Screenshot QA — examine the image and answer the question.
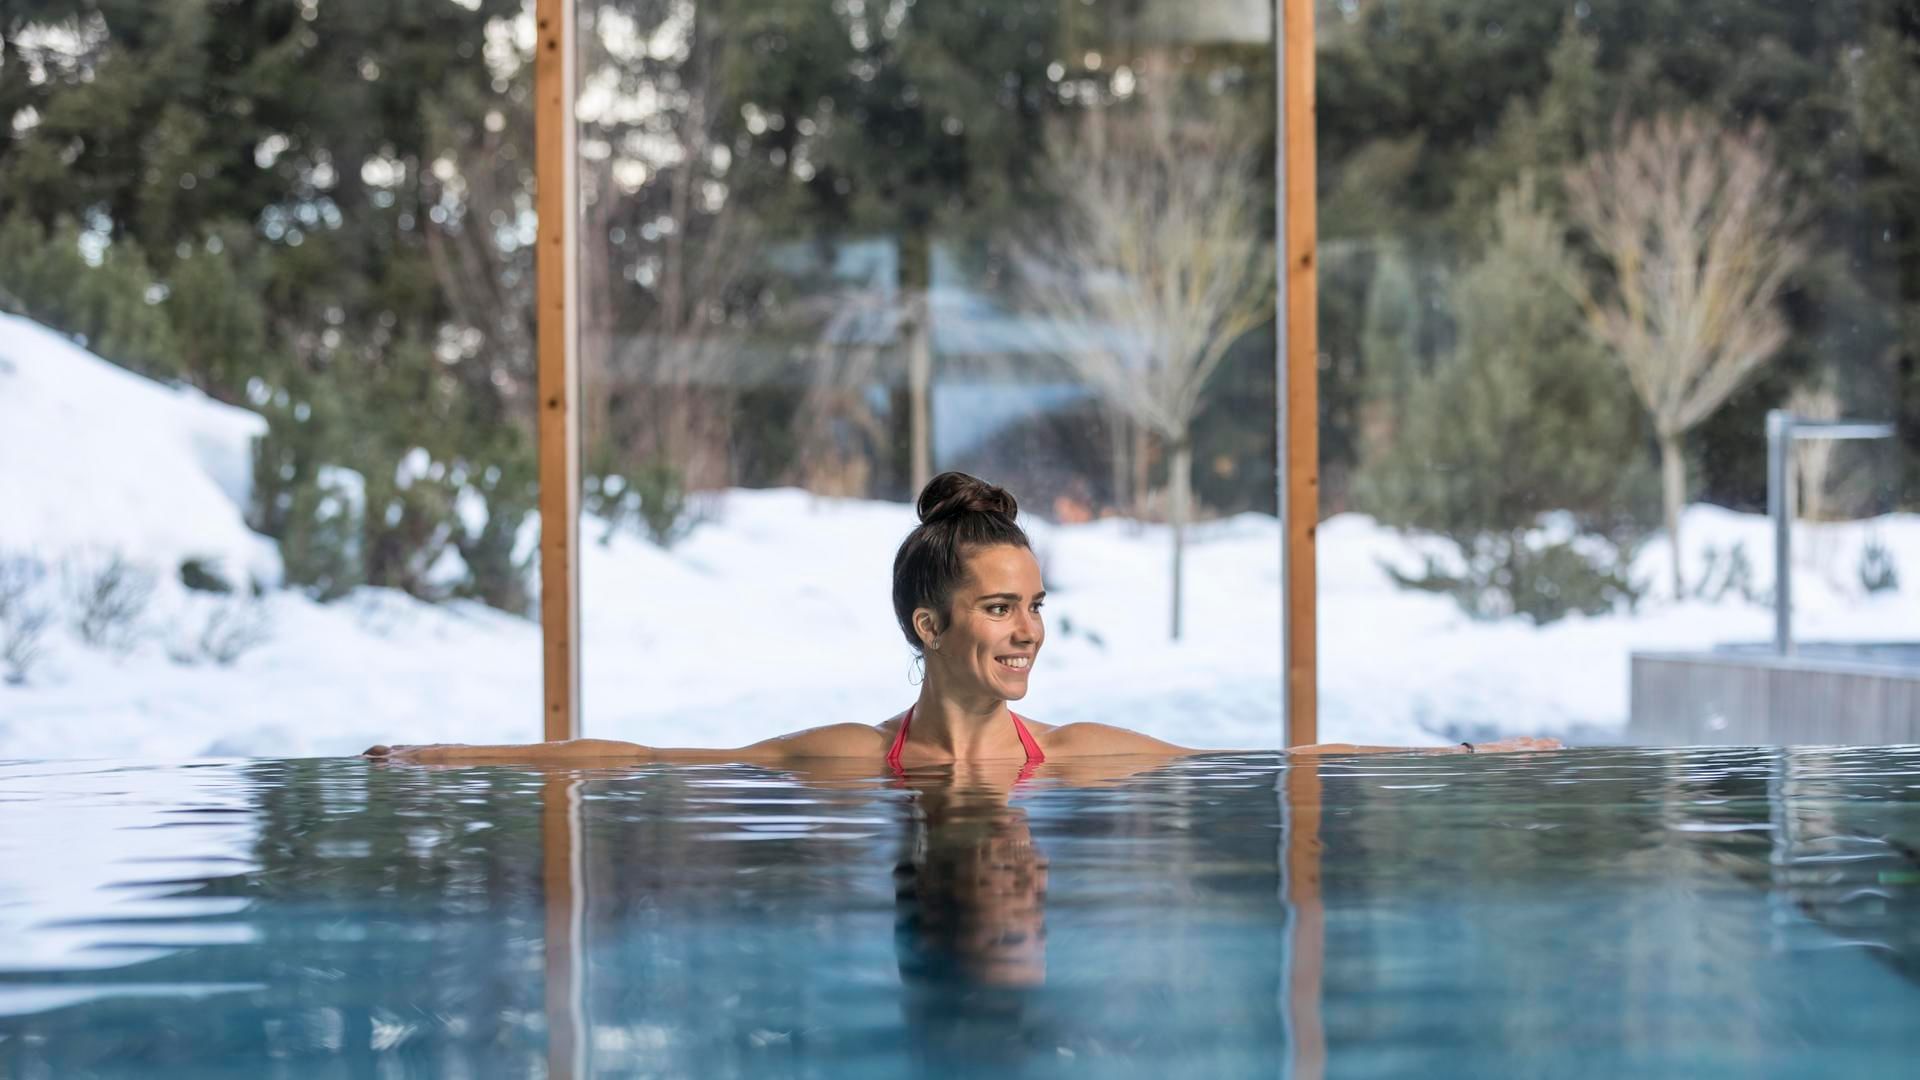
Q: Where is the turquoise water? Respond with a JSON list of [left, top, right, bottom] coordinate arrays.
[[1, 747, 1918, 1077]]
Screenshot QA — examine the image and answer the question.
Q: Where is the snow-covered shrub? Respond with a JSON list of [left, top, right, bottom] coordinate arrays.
[[587, 452, 696, 548], [633, 458, 692, 548], [178, 556, 234, 594], [585, 441, 640, 545], [166, 596, 272, 667], [1384, 538, 1644, 623], [63, 552, 155, 653], [251, 386, 365, 602], [1355, 180, 1658, 625], [251, 362, 539, 610], [197, 598, 272, 666], [1858, 539, 1899, 595], [1691, 542, 1767, 605], [451, 453, 538, 615], [0, 554, 53, 685]]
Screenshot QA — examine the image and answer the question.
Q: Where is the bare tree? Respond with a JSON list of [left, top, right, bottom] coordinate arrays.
[[419, 94, 538, 423], [1564, 113, 1809, 599], [790, 286, 897, 497], [577, 0, 763, 504], [1788, 382, 1842, 523], [1017, 97, 1274, 640]]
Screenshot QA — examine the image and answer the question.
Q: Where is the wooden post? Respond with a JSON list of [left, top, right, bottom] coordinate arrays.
[[536, 0, 581, 741], [1279, 0, 1318, 746]]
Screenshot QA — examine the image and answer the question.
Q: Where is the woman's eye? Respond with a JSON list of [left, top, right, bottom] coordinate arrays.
[[988, 604, 1008, 615]]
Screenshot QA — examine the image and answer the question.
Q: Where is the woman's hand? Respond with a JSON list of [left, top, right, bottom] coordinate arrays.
[[1462, 736, 1562, 754], [362, 743, 475, 763]]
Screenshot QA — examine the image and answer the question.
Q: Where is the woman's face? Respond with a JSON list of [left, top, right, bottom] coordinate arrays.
[[921, 544, 1046, 701]]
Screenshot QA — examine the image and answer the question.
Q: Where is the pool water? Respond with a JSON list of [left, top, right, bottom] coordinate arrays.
[[2, 747, 1917, 1078]]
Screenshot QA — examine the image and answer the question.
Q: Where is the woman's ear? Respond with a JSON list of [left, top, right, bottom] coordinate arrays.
[[914, 607, 942, 649]]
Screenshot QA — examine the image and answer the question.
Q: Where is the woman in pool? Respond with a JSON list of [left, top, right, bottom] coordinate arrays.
[[364, 471, 1557, 766]]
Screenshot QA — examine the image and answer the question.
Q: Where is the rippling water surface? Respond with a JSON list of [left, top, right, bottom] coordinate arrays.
[[2, 747, 1918, 1078]]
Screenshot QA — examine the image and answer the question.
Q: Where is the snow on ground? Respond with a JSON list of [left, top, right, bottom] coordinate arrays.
[[2, 313, 1916, 759], [0, 313, 279, 588], [1319, 509, 1920, 744]]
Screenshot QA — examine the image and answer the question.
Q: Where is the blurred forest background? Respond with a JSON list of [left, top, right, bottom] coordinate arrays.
[[2, 0, 1917, 628]]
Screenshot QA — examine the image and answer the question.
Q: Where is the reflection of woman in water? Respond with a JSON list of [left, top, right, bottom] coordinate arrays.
[[895, 768, 1049, 989], [367, 471, 1558, 766], [890, 763, 1054, 1068]]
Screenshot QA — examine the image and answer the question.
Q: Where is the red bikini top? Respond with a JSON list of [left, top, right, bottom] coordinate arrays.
[[885, 704, 1046, 775]]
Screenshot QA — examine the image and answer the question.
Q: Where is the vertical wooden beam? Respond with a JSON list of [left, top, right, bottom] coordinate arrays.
[[536, 0, 581, 741], [1280, 0, 1319, 745]]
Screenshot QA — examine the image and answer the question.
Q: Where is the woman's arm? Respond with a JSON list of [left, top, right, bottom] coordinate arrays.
[[1287, 736, 1562, 755], [363, 738, 656, 764], [1035, 723, 1561, 760], [363, 722, 892, 765]]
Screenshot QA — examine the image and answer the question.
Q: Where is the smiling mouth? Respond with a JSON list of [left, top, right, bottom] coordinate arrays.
[[996, 656, 1032, 672]]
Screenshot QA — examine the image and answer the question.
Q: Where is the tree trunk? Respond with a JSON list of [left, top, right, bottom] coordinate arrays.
[[1658, 429, 1686, 600], [903, 229, 933, 495], [1107, 405, 1130, 513], [1133, 423, 1151, 519], [908, 294, 931, 494], [1170, 436, 1192, 641]]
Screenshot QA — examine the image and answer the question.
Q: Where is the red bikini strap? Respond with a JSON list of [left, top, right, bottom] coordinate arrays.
[[1010, 712, 1046, 765], [886, 705, 914, 772], [889, 705, 1045, 774]]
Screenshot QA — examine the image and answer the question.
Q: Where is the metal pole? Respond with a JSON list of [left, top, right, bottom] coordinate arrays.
[[1766, 413, 1891, 657], [1767, 410, 1792, 655]]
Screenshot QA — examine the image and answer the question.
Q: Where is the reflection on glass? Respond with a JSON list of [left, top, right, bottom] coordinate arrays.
[[0, 4, 542, 757], [1316, 3, 1920, 747], [543, 775, 589, 1080], [574, 0, 1282, 750], [1282, 759, 1326, 1080]]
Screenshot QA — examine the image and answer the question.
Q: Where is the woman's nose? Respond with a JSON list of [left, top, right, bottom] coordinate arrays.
[[1013, 609, 1040, 644]]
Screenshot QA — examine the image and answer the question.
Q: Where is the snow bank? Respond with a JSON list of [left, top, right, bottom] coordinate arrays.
[[0, 312, 279, 588]]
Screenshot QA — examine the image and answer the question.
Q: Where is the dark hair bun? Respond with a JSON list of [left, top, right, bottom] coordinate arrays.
[[916, 471, 1018, 525]]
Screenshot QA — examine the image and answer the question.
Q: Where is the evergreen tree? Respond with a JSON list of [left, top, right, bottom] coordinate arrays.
[[3, 0, 540, 612], [0, 211, 178, 378], [1356, 178, 1656, 624], [1318, 0, 1919, 518]]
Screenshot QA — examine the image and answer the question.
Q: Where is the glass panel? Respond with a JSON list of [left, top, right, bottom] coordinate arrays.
[[575, 1, 1281, 747], [1317, 1, 1920, 746], [0, 3, 542, 756]]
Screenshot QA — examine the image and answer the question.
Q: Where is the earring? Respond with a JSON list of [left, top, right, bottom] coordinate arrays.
[[928, 636, 941, 652]]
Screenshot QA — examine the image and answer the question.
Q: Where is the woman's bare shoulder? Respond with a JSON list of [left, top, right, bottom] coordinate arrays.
[[745, 718, 895, 760], [1014, 713, 1057, 735], [1031, 720, 1193, 758]]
